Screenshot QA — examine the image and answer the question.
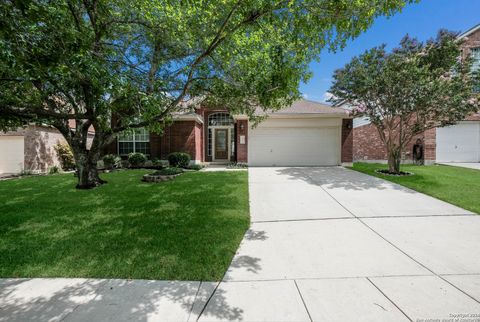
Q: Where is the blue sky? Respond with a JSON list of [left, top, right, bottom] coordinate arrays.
[[300, 0, 480, 103]]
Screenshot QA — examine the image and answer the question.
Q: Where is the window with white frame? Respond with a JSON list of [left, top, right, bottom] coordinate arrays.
[[118, 128, 150, 155], [471, 47, 480, 72], [472, 48, 480, 92]]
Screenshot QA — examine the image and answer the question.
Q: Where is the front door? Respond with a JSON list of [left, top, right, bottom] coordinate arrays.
[[214, 129, 228, 160]]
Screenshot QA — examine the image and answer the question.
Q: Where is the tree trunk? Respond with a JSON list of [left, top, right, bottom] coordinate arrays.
[[69, 131, 112, 189], [387, 148, 401, 174], [75, 153, 105, 189], [73, 148, 106, 189], [54, 120, 113, 189]]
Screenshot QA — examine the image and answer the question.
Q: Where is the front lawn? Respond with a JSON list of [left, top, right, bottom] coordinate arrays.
[[0, 170, 250, 281], [351, 163, 480, 214]]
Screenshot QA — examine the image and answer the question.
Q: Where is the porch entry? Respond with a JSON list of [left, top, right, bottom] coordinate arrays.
[[208, 112, 235, 162]]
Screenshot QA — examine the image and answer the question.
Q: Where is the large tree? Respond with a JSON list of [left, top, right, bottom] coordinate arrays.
[[1, 0, 413, 188], [330, 31, 479, 173]]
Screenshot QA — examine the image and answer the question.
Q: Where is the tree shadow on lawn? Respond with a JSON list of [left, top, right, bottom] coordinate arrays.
[[276, 167, 415, 193], [0, 170, 250, 281]]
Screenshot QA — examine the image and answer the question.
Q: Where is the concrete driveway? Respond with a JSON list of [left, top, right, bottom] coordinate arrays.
[[200, 167, 480, 321], [1, 167, 479, 321]]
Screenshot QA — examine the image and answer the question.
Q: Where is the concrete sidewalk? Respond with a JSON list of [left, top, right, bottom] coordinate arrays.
[[0, 279, 220, 322], [1, 167, 479, 321]]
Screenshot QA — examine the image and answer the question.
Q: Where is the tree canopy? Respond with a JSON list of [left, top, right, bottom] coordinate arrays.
[[0, 0, 414, 187], [329, 30, 479, 173]]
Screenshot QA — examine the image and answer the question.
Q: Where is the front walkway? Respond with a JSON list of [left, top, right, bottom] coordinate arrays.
[[1, 167, 479, 321], [439, 162, 480, 170]]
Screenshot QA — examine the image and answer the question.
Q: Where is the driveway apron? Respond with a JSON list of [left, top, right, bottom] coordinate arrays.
[[199, 167, 480, 322]]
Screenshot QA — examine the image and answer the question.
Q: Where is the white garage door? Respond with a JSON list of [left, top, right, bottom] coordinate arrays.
[[0, 136, 25, 174], [248, 118, 341, 166], [436, 121, 480, 162]]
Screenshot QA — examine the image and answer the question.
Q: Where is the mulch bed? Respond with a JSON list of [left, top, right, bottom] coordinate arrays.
[[375, 169, 414, 176]]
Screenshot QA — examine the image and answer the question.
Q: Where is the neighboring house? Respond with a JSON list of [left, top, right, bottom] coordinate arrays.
[[0, 124, 94, 175], [335, 23, 480, 164], [104, 99, 353, 167]]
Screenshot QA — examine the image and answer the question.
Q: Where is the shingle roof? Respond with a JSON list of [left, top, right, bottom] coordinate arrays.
[[256, 99, 349, 116], [174, 98, 350, 118]]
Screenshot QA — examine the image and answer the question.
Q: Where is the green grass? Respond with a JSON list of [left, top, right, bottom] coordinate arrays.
[[351, 163, 480, 214], [0, 170, 250, 281]]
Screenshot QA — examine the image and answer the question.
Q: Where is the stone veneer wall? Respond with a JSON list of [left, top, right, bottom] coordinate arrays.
[[24, 125, 66, 172]]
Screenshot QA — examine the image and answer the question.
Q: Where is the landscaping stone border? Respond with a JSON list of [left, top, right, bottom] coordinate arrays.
[[142, 173, 182, 183]]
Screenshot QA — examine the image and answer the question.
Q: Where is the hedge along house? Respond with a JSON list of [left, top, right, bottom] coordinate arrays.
[[104, 99, 353, 166]]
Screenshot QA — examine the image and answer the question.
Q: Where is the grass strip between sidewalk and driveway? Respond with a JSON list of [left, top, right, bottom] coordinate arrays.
[[350, 163, 480, 215], [0, 170, 250, 281]]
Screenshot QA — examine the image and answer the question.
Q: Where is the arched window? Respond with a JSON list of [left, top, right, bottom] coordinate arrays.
[[208, 112, 233, 126]]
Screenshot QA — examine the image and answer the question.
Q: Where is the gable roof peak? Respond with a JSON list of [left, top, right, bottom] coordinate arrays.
[[458, 23, 480, 40]]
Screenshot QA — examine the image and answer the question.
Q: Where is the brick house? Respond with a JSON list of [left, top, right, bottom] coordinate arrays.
[[335, 23, 480, 164], [0, 99, 352, 174], [104, 99, 353, 166]]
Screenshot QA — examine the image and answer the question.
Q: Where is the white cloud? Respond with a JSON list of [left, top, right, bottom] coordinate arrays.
[[322, 92, 335, 102]]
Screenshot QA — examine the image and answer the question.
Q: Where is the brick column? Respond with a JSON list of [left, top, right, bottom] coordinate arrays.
[[423, 128, 436, 164], [236, 119, 248, 163], [149, 133, 162, 159], [341, 119, 353, 164]]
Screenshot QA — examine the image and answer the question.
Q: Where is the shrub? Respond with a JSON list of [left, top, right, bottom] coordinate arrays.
[[96, 160, 105, 169], [167, 152, 191, 168], [120, 160, 130, 168], [227, 162, 248, 169], [186, 164, 203, 171], [151, 158, 163, 166], [54, 142, 75, 170], [153, 167, 184, 176], [103, 154, 121, 169], [48, 166, 60, 174], [20, 169, 33, 176], [128, 152, 147, 167]]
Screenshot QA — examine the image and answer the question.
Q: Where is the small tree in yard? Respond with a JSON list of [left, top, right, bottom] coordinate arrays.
[[330, 31, 479, 174], [1, 0, 414, 188]]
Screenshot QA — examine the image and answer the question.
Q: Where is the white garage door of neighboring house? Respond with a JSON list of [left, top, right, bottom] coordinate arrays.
[[0, 136, 25, 174], [436, 121, 480, 162], [248, 118, 341, 166]]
